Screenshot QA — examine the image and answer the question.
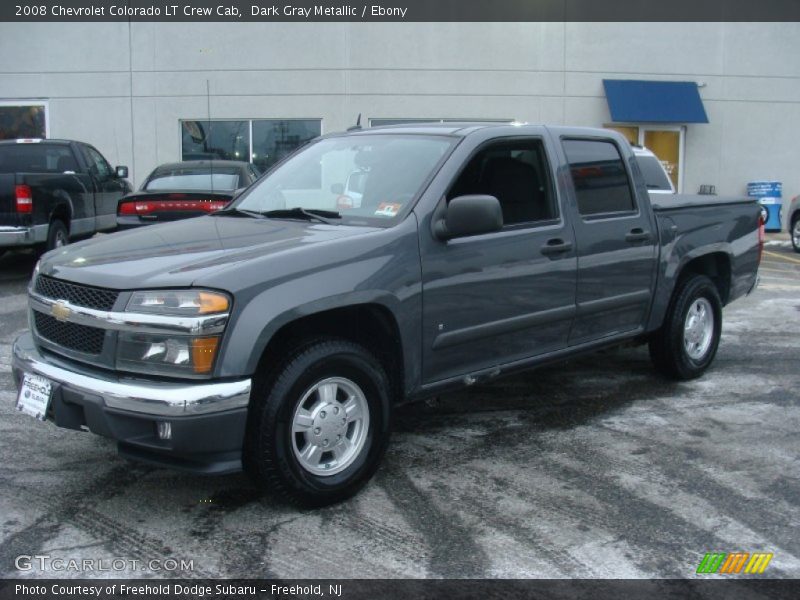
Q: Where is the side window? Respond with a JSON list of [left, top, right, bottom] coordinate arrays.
[[83, 145, 113, 180], [447, 139, 556, 226], [563, 139, 636, 217]]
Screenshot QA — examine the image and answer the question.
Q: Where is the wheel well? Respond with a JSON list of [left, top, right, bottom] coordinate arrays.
[[679, 252, 731, 305], [255, 304, 405, 403], [50, 204, 71, 231]]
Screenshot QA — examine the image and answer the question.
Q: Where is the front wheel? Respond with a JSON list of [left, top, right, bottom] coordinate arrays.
[[649, 274, 722, 380], [791, 215, 800, 253], [244, 339, 392, 507]]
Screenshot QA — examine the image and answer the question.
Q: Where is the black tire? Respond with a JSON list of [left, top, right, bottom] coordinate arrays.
[[244, 338, 392, 507], [791, 214, 800, 253], [45, 219, 69, 252], [649, 274, 722, 380]]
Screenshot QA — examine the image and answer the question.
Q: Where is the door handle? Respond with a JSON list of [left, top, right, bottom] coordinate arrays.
[[540, 238, 573, 256], [625, 228, 652, 243]]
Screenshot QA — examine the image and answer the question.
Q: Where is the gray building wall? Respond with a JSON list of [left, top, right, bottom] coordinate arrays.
[[1, 22, 799, 223]]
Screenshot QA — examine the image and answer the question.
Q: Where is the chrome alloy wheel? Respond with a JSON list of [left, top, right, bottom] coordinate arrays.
[[54, 229, 68, 247], [291, 377, 370, 476], [793, 219, 800, 249], [683, 297, 714, 360]]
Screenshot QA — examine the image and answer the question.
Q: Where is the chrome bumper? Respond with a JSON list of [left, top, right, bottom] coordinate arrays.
[[12, 331, 251, 417], [0, 225, 46, 247]]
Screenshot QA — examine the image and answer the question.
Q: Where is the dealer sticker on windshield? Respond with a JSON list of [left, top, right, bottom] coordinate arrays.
[[16, 373, 53, 421], [374, 202, 402, 217]]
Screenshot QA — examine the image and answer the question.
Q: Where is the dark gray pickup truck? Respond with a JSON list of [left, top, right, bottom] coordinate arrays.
[[0, 139, 130, 253], [12, 124, 763, 506]]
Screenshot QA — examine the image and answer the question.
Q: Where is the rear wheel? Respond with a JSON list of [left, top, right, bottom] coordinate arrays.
[[244, 338, 392, 507], [791, 214, 800, 253], [45, 220, 69, 252], [649, 274, 722, 380]]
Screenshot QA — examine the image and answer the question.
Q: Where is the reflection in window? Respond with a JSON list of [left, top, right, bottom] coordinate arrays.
[[0, 104, 47, 140], [251, 120, 320, 173], [181, 120, 249, 162]]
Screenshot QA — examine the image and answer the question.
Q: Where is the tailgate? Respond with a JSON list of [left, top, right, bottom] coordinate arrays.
[[0, 173, 21, 224]]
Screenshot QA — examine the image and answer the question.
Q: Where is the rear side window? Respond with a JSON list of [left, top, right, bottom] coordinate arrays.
[[563, 139, 636, 216]]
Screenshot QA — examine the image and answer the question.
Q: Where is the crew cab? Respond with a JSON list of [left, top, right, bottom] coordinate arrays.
[[0, 139, 131, 253], [12, 124, 762, 507]]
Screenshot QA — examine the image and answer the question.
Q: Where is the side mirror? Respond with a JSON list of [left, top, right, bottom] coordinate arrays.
[[434, 195, 503, 240], [115, 165, 129, 179], [330, 183, 344, 195]]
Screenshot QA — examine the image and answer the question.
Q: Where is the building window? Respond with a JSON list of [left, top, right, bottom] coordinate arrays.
[[181, 119, 321, 170], [0, 101, 48, 140]]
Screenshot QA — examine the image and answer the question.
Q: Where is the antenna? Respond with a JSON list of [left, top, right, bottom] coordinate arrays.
[[206, 78, 213, 193], [347, 113, 362, 131]]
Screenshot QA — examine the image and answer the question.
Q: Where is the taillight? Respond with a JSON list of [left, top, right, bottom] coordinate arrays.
[[15, 184, 33, 213], [118, 199, 229, 216], [757, 208, 766, 264]]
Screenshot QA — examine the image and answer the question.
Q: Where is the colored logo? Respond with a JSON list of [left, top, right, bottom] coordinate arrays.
[[696, 552, 773, 574], [51, 301, 71, 322]]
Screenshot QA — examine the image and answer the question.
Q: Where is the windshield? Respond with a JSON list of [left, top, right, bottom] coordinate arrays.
[[636, 155, 673, 192], [146, 169, 240, 191], [234, 134, 454, 225]]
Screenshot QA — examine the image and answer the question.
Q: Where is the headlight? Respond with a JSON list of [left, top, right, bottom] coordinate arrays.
[[116, 289, 230, 377], [127, 289, 229, 315]]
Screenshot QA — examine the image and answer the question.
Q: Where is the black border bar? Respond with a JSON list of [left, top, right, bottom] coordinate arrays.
[[3, 0, 800, 22], [3, 579, 800, 600]]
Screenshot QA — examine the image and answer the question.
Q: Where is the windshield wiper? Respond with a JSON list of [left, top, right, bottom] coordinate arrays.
[[260, 207, 341, 224], [211, 207, 266, 219]]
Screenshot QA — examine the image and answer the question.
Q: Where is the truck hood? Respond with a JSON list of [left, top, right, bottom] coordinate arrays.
[[40, 215, 380, 289]]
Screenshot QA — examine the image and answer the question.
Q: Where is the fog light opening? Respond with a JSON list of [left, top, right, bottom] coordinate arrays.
[[157, 421, 172, 440]]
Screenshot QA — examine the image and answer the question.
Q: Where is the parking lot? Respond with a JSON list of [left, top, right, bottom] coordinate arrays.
[[0, 239, 798, 579]]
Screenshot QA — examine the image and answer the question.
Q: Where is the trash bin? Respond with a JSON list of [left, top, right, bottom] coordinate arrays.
[[747, 181, 782, 232]]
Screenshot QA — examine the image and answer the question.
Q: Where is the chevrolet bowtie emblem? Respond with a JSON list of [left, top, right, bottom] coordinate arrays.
[[51, 301, 71, 322]]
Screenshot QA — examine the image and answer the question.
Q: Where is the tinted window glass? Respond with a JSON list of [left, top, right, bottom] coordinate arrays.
[[636, 154, 673, 191], [181, 120, 249, 162], [0, 144, 77, 173], [563, 139, 635, 216], [84, 146, 113, 180], [448, 139, 555, 225]]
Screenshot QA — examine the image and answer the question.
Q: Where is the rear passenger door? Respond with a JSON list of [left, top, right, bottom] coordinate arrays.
[[560, 137, 658, 345]]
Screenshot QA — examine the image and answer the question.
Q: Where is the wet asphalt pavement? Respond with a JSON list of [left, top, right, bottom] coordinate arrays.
[[0, 240, 798, 579]]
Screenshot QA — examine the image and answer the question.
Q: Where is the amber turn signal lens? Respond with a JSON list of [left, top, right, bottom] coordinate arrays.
[[198, 292, 230, 314], [191, 337, 220, 373]]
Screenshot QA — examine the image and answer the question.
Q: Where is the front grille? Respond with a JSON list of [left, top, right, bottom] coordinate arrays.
[[35, 276, 119, 311], [33, 312, 105, 355]]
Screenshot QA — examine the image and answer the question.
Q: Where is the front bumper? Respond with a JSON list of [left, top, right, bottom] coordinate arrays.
[[12, 331, 252, 474], [0, 224, 47, 247]]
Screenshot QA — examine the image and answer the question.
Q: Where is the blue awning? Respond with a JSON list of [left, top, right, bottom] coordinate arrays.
[[603, 80, 709, 124]]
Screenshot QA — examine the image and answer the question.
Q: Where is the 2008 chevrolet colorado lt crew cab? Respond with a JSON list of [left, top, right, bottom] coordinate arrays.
[[12, 124, 762, 506]]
